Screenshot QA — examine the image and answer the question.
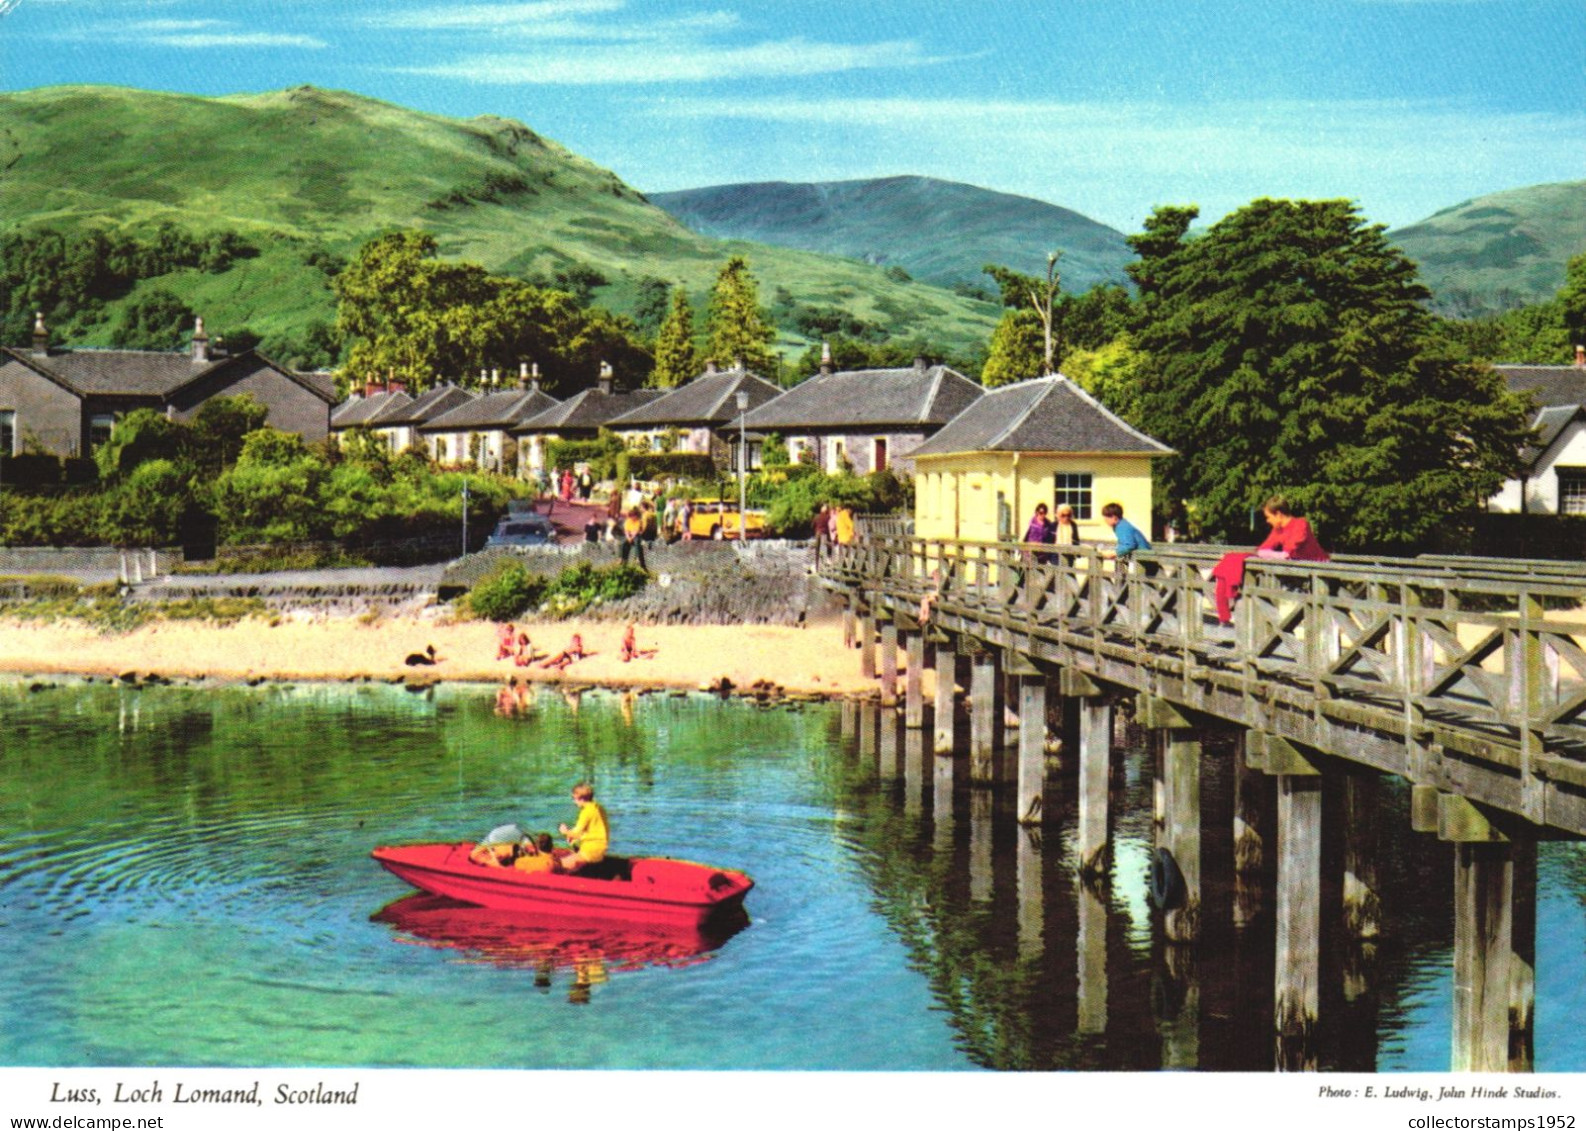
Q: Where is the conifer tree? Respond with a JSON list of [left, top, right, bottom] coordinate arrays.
[[705, 256, 776, 373], [980, 309, 1045, 388], [649, 286, 698, 388]]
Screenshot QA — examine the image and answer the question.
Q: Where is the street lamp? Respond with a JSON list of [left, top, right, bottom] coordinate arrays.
[[736, 390, 750, 540]]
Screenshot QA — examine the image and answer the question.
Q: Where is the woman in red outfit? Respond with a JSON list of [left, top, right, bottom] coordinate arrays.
[[1209, 497, 1329, 625]]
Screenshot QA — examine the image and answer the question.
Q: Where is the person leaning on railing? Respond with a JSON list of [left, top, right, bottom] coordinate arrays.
[[1098, 502, 1151, 569], [1208, 496, 1330, 625]]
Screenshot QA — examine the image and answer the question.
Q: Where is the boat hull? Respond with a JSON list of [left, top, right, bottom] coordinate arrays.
[[371, 843, 754, 927]]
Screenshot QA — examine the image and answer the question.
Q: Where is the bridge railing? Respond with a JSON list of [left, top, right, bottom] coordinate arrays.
[[824, 534, 1586, 823]]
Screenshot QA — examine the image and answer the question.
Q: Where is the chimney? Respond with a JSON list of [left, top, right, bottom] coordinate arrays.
[[191, 317, 209, 363], [598, 361, 614, 396], [913, 355, 929, 373], [479, 368, 488, 389], [389, 379, 407, 395], [704, 360, 718, 377], [819, 341, 833, 377], [732, 355, 745, 373], [491, 368, 501, 389], [1575, 344, 1585, 369], [530, 362, 542, 393], [31, 311, 48, 356]]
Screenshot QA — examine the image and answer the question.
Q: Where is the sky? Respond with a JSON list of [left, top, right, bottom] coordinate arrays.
[[0, 0, 1581, 233]]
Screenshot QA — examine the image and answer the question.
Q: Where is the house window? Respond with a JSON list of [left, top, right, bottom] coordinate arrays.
[[1054, 472, 1094, 519], [873, 437, 889, 472], [829, 438, 847, 472], [1559, 468, 1586, 515], [89, 413, 116, 452], [0, 411, 14, 456]]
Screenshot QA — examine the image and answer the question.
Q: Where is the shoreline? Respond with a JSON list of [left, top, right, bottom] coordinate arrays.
[[0, 613, 922, 700]]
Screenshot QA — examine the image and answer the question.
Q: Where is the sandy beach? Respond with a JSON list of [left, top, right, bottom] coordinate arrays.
[[0, 613, 919, 698]]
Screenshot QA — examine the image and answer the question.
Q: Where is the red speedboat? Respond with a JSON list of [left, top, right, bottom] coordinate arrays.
[[371, 843, 754, 927]]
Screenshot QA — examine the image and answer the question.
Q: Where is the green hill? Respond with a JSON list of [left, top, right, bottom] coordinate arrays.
[[1389, 181, 1586, 317], [0, 85, 1000, 367], [649, 176, 1136, 294]]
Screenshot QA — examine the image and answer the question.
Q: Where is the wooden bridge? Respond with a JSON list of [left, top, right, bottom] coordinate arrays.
[[820, 533, 1586, 1071]]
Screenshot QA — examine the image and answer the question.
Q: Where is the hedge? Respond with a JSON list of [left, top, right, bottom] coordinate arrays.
[[630, 453, 717, 481]]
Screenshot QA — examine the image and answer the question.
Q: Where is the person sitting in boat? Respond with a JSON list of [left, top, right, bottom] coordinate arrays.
[[557, 782, 609, 874], [468, 822, 533, 867], [513, 832, 558, 874]]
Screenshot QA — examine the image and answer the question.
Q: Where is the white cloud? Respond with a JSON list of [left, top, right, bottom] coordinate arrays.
[[406, 37, 944, 84], [368, 1, 625, 30], [156, 31, 327, 48]]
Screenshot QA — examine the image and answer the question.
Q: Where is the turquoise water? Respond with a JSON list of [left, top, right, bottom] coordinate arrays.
[[0, 679, 1582, 1071]]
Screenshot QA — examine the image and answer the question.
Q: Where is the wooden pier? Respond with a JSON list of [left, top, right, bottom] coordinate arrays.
[[822, 533, 1586, 1071]]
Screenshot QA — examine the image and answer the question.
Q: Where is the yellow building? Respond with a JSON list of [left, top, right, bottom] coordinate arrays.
[[909, 375, 1172, 543]]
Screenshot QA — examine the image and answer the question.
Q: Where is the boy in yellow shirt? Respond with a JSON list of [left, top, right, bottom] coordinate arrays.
[[558, 782, 609, 873]]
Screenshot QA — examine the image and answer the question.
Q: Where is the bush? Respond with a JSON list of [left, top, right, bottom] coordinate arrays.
[[467, 561, 548, 621], [629, 452, 717, 481], [546, 432, 625, 479], [0, 454, 62, 488]]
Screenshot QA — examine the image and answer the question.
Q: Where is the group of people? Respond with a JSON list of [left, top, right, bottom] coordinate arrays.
[[1021, 500, 1152, 567], [468, 782, 610, 875], [811, 502, 857, 565], [556, 467, 596, 503]]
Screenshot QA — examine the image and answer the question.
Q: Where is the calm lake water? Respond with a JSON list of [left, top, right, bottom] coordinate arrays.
[[0, 678, 1582, 1071]]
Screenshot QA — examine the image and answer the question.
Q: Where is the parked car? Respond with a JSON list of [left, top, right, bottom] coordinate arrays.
[[485, 513, 555, 547], [687, 500, 767, 540]]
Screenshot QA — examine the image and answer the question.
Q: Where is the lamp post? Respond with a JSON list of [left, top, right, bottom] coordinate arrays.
[[461, 476, 469, 558], [736, 390, 750, 540]]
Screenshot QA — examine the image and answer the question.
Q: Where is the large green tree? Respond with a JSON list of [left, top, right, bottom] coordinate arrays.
[[1128, 198, 1532, 550], [650, 286, 698, 388], [704, 256, 776, 373], [980, 309, 1045, 388]]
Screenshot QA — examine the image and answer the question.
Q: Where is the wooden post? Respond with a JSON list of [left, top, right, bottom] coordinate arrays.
[[1016, 674, 1047, 825], [857, 701, 878, 764], [1163, 729, 1202, 944], [1342, 773, 1383, 940], [932, 640, 957, 758], [969, 647, 1003, 784], [839, 697, 856, 744], [904, 630, 926, 729], [932, 744, 955, 850], [1016, 824, 1042, 960], [859, 610, 877, 680], [879, 621, 899, 705], [1076, 877, 1108, 1034], [903, 726, 926, 817], [878, 706, 899, 780], [1275, 771, 1323, 1071], [1443, 795, 1536, 1074], [1233, 733, 1265, 929], [1076, 698, 1113, 878], [969, 789, 994, 902]]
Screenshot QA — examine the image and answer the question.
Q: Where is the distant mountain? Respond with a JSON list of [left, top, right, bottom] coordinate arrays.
[[649, 176, 1136, 294], [1390, 181, 1586, 317], [0, 86, 999, 364]]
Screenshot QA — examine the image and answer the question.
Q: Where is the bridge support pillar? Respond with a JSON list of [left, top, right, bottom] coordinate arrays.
[[879, 621, 899, 705], [1275, 767, 1323, 1071], [1342, 772, 1383, 941], [878, 705, 899, 780], [857, 701, 878, 764], [1069, 670, 1112, 879], [903, 727, 926, 817], [858, 609, 877, 680], [904, 630, 926, 728], [969, 648, 1004, 785], [932, 639, 958, 758], [1077, 875, 1109, 1034], [1233, 733, 1266, 929], [1441, 795, 1536, 1073], [1141, 696, 1200, 943], [1016, 674, 1047, 825]]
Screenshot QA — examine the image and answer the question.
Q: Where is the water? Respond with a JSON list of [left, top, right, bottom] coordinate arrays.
[[0, 679, 1582, 1071]]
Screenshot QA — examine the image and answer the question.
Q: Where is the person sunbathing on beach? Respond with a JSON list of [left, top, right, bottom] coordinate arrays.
[[404, 644, 439, 666], [513, 631, 536, 668], [496, 623, 517, 661], [619, 623, 657, 663], [541, 633, 590, 671]]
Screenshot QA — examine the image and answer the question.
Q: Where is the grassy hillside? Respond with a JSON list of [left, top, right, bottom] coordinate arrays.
[[650, 176, 1136, 294], [0, 85, 1000, 363], [1390, 181, 1586, 317]]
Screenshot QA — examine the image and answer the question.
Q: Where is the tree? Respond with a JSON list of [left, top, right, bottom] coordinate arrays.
[[1559, 251, 1586, 350], [983, 252, 1062, 374], [980, 309, 1045, 388], [1062, 337, 1146, 420], [110, 289, 194, 351], [704, 256, 776, 373], [650, 286, 698, 388], [632, 276, 673, 334], [190, 394, 270, 476], [1127, 198, 1533, 551]]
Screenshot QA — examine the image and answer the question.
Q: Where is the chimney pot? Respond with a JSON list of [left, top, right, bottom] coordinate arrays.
[[1576, 344, 1585, 369], [704, 360, 717, 376], [598, 361, 614, 396], [191, 316, 210, 363], [733, 355, 745, 372], [819, 341, 833, 376], [31, 311, 48, 355], [913, 355, 928, 372], [531, 362, 541, 392]]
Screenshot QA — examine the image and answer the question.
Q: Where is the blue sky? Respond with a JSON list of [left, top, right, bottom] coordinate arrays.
[[1, 0, 1581, 232]]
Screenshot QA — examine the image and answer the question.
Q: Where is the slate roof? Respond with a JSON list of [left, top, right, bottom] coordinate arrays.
[[332, 389, 413, 428], [743, 363, 982, 431], [606, 367, 782, 428], [374, 384, 476, 427], [907, 374, 1173, 459], [1495, 364, 1586, 409], [420, 388, 562, 432], [0, 347, 337, 403], [514, 388, 664, 433]]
